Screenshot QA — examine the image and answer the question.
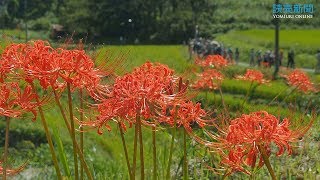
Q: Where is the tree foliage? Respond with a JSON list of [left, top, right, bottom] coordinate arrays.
[[2, 0, 320, 43]]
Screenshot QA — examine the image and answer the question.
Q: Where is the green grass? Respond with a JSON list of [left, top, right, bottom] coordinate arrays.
[[237, 29, 320, 48], [0, 29, 50, 54], [96, 45, 192, 73], [0, 29, 49, 43], [216, 29, 319, 69], [1, 29, 26, 39]]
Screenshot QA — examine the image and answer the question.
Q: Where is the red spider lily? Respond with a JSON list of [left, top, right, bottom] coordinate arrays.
[[283, 69, 316, 93], [0, 40, 106, 95], [81, 62, 182, 133], [208, 111, 312, 176], [174, 101, 208, 132], [236, 69, 268, 84], [219, 146, 252, 176], [0, 82, 39, 120], [192, 69, 224, 90], [1, 41, 63, 89], [195, 55, 228, 68], [55, 48, 103, 89], [78, 98, 118, 134], [80, 62, 211, 134], [112, 62, 175, 119]]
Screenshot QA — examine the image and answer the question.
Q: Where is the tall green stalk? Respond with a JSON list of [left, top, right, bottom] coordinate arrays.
[[119, 122, 133, 180], [205, 91, 208, 102], [138, 115, 145, 180], [53, 88, 93, 180], [152, 126, 157, 180], [280, 86, 298, 104], [166, 107, 177, 180], [213, 90, 216, 105], [268, 86, 290, 105], [218, 86, 226, 111], [132, 116, 139, 179], [79, 89, 84, 180], [221, 169, 229, 180], [241, 81, 254, 110], [30, 83, 62, 179], [257, 145, 276, 180], [52, 127, 71, 177], [67, 83, 79, 180], [3, 117, 10, 180], [183, 129, 188, 180], [250, 172, 256, 180]]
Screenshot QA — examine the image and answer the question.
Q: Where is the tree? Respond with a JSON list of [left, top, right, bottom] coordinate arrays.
[[7, 0, 53, 20]]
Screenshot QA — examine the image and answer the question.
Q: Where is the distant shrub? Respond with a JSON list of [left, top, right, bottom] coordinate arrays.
[[0, 122, 46, 147], [29, 17, 51, 31]]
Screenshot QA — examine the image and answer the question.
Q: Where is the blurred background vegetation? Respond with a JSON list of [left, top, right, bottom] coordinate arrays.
[[1, 0, 319, 44]]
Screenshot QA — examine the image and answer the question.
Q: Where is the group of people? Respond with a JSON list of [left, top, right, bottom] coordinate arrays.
[[189, 38, 220, 58], [213, 47, 239, 64], [189, 39, 320, 73], [188, 38, 239, 63], [248, 49, 294, 68]]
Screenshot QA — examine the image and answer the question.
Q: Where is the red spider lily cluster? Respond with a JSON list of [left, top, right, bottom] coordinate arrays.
[[192, 69, 224, 90], [82, 62, 212, 134], [1, 40, 105, 94], [283, 69, 317, 93], [0, 82, 39, 120], [81, 62, 175, 132], [195, 55, 228, 68], [208, 111, 311, 176], [171, 101, 208, 132], [236, 69, 268, 84]]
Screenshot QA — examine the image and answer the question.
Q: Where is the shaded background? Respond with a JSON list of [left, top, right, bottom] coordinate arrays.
[[1, 0, 319, 44]]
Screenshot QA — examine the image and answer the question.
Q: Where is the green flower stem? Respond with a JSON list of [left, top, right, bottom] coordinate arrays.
[[118, 122, 133, 180], [138, 115, 145, 180], [241, 81, 254, 110], [79, 89, 84, 180], [257, 144, 276, 180], [280, 86, 298, 104], [53, 88, 93, 180], [67, 83, 79, 180], [268, 86, 290, 105], [166, 107, 177, 180], [183, 128, 188, 180], [30, 83, 62, 179], [221, 168, 230, 180], [250, 172, 256, 180], [132, 116, 139, 179], [3, 117, 10, 180], [218, 86, 226, 111], [213, 90, 216, 106], [205, 91, 208, 102], [152, 126, 157, 180]]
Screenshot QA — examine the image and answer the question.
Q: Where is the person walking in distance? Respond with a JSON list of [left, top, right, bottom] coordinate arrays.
[[235, 48, 240, 64], [287, 49, 295, 69], [256, 50, 262, 67], [227, 48, 233, 63], [279, 49, 283, 66], [249, 48, 255, 66], [315, 49, 320, 74]]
